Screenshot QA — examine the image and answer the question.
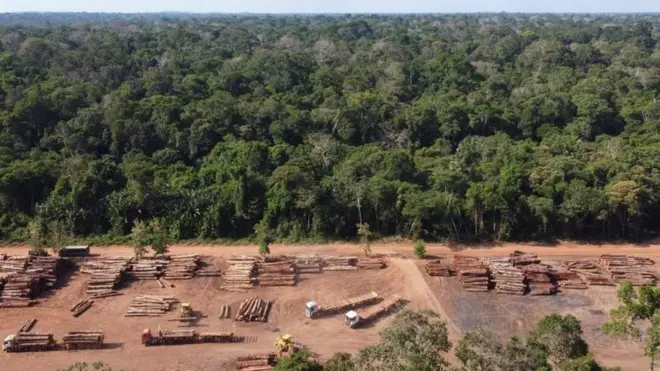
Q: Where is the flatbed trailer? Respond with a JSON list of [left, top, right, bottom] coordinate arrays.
[[345, 294, 402, 328], [305, 291, 378, 319], [141, 328, 234, 346], [61, 331, 105, 350]]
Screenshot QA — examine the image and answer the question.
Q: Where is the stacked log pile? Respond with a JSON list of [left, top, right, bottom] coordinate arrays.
[[62, 331, 104, 349], [127, 259, 166, 280], [257, 261, 296, 287], [520, 264, 557, 295], [563, 259, 614, 286], [28, 256, 66, 290], [488, 258, 526, 295], [235, 296, 272, 322], [81, 258, 130, 298], [554, 271, 588, 290], [294, 254, 323, 274], [323, 256, 358, 271], [0, 257, 31, 303], [125, 295, 178, 317], [599, 255, 657, 286], [221, 256, 258, 291], [236, 354, 277, 370], [163, 255, 201, 279], [195, 255, 222, 277], [0, 256, 68, 305], [357, 257, 386, 270], [71, 299, 94, 317], [453, 255, 490, 292], [510, 251, 541, 266], [425, 260, 453, 276]]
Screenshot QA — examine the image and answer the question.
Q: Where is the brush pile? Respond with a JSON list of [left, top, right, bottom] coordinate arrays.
[[599, 255, 657, 286], [221, 256, 258, 291], [356, 257, 386, 270], [294, 254, 324, 274], [125, 295, 178, 317], [257, 260, 296, 287], [323, 256, 358, 271], [236, 353, 277, 370], [425, 260, 452, 276], [235, 296, 272, 322], [519, 264, 557, 295], [488, 258, 526, 295], [81, 257, 130, 298], [453, 255, 490, 292], [562, 259, 614, 286]]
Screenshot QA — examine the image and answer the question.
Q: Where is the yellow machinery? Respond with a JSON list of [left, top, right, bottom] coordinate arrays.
[[181, 303, 193, 317], [274, 334, 296, 357]]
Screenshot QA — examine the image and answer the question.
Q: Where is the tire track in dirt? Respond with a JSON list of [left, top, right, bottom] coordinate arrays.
[[390, 258, 461, 341]]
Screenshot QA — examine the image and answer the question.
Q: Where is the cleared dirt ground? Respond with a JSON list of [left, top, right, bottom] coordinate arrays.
[[1, 241, 659, 370]]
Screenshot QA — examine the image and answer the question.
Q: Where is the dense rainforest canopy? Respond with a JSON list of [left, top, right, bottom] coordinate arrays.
[[1, 13, 660, 242]]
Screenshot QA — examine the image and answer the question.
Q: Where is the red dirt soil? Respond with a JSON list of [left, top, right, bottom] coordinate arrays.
[[0, 241, 658, 370]]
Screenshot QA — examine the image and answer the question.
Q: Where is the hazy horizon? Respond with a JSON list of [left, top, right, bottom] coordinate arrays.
[[2, 0, 659, 14]]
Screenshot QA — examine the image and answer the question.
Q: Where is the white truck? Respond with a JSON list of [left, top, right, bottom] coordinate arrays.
[[345, 294, 402, 328], [305, 291, 379, 319], [3, 333, 56, 352]]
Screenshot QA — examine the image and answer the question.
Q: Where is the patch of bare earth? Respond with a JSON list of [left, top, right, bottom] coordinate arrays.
[[1, 242, 659, 370]]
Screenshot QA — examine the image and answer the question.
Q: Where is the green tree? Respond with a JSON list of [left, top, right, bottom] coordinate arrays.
[[413, 239, 426, 259], [324, 352, 357, 371], [602, 280, 660, 371], [356, 223, 372, 257], [528, 314, 589, 365], [274, 349, 323, 371], [357, 309, 452, 371], [27, 220, 46, 256], [149, 220, 169, 256], [46, 220, 69, 254], [130, 220, 150, 258], [455, 328, 551, 371]]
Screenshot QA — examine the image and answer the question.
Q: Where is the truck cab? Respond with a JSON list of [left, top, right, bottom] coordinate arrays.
[[345, 310, 360, 328], [3, 334, 15, 352], [305, 301, 318, 318], [141, 329, 153, 345]]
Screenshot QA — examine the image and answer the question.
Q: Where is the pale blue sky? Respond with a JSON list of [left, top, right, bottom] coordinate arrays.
[[1, 0, 659, 14]]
